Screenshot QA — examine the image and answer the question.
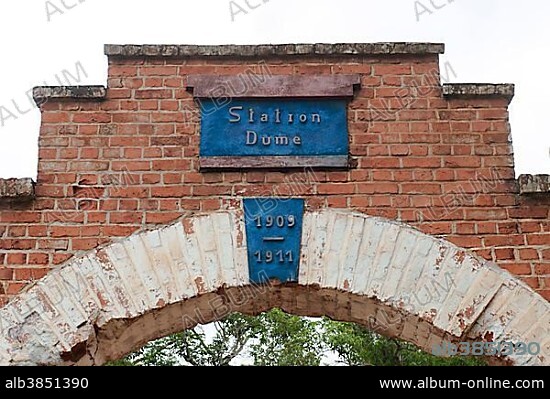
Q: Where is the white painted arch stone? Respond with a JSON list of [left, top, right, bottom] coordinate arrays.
[[0, 209, 548, 366]]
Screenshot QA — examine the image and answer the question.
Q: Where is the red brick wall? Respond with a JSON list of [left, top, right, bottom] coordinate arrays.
[[0, 50, 549, 305]]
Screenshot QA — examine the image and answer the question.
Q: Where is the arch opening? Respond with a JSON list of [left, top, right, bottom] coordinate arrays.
[[99, 291, 490, 367]]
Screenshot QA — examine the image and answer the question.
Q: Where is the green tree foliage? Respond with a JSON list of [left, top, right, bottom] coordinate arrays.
[[110, 309, 486, 366], [119, 313, 261, 366], [250, 308, 322, 366], [175, 313, 261, 366], [322, 319, 486, 366]]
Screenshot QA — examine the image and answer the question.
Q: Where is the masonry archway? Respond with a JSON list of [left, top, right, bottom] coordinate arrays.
[[0, 209, 548, 366]]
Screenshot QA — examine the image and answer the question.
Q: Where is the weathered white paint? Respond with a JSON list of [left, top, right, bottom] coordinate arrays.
[[0, 209, 548, 366]]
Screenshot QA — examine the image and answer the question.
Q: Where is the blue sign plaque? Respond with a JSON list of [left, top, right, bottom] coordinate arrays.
[[243, 198, 304, 284], [199, 98, 349, 169]]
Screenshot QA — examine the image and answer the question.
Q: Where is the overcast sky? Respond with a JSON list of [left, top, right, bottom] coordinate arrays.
[[0, 0, 548, 178]]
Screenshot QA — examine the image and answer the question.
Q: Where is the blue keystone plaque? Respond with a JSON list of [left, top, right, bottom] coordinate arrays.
[[199, 98, 349, 169], [244, 198, 304, 284]]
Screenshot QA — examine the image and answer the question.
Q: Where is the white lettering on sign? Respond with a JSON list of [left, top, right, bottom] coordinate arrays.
[[245, 131, 302, 147], [253, 214, 296, 264], [228, 106, 322, 124]]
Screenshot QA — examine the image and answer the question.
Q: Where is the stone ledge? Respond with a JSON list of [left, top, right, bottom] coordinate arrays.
[[0, 178, 35, 201], [188, 74, 361, 98], [33, 86, 106, 105], [104, 43, 445, 58], [518, 174, 550, 194], [443, 84, 515, 100]]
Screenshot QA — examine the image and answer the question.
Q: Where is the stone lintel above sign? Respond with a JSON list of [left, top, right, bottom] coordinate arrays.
[[187, 74, 361, 98]]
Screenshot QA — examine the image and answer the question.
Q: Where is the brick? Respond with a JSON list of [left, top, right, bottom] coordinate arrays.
[[317, 184, 355, 195], [402, 183, 441, 194], [444, 235, 483, 248], [71, 238, 101, 251], [356, 183, 398, 194], [52, 253, 73, 265], [42, 112, 70, 123], [143, 77, 163, 87], [34, 185, 65, 198], [0, 211, 40, 223], [101, 225, 139, 237], [0, 268, 13, 280], [243, 172, 270, 186], [0, 240, 35, 250], [139, 100, 159, 110], [535, 264, 550, 274], [501, 263, 532, 276], [109, 66, 138, 77], [13, 268, 49, 280], [145, 212, 184, 224], [80, 148, 100, 159], [150, 137, 189, 146], [361, 158, 400, 168], [109, 212, 144, 224], [111, 187, 149, 198], [235, 184, 275, 196], [508, 207, 548, 219], [7, 253, 26, 265], [6, 283, 25, 295], [112, 113, 150, 123], [474, 249, 492, 261], [37, 239, 69, 250], [374, 65, 412, 75], [142, 174, 161, 184], [50, 226, 80, 238], [112, 161, 150, 171], [484, 235, 525, 247], [372, 170, 392, 181], [527, 234, 550, 246], [433, 170, 454, 181], [494, 248, 515, 260], [72, 113, 112, 123], [476, 223, 500, 235], [465, 209, 507, 221], [413, 170, 433, 181], [151, 186, 192, 197], [498, 222, 518, 234], [201, 199, 221, 211], [518, 248, 539, 261], [520, 277, 540, 290], [140, 66, 178, 76], [27, 253, 49, 265], [390, 145, 410, 156], [369, 196, 391, 207], [443, 157, 481, 168], [135, 89, 173, 99], [162, 174, 182, 185], [410, 196, 431, 207], [402, 157, 441, 168], [69, 161, 109, 172], [477, 109, 507, 120], [121, 78, 143, 89], [421, 222, 452, 235], [391, 196, 409, 207], [367, 145, 389, 156], [483, 133, 510, 144]]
